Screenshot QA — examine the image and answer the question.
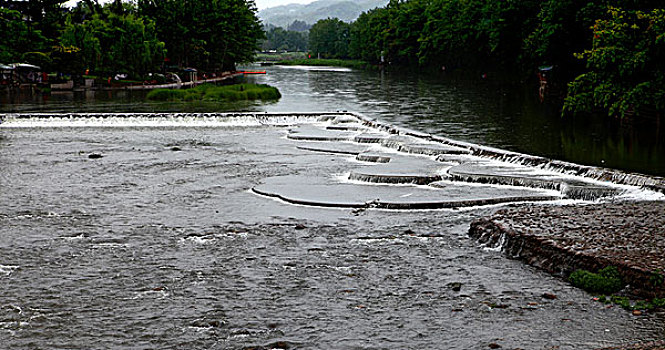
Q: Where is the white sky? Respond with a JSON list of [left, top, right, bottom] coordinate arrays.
[[255, 0, 315, 10], [63, 0, 315, 11]]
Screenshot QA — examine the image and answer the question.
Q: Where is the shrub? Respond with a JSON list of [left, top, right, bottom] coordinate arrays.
[[146, 83, 280, 102], [569, 266, 625, 295]]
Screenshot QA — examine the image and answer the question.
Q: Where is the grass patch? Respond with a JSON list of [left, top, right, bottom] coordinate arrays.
[[275, 58, 371, 70], [146, 83, 281, 102], [599, 295, 665, 311], [569, 266, 625, 295]]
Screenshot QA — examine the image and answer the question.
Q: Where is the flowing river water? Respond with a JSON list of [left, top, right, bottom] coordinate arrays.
[[1, 66, 664, 349]]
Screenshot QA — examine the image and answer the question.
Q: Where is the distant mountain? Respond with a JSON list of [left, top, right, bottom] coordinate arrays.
[[258, 0, 389, 29]]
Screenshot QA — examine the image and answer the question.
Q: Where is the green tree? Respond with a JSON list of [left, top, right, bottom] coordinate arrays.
[[0, 7, 48, 63], [24, 0, 68, 44], [309, 18, 350, 58], [287, 20, 310, 32], [349, 7, 389, 63], [59, 6, 165, 77], [384, 0, 428, 66], [137, 0, 264, 71], [262, 27, 308, 51], [563, 7, 665, 118], [417, 0, 540, 71]]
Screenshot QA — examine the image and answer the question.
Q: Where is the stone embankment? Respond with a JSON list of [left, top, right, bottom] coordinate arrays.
[[469, 201, 665, 299]]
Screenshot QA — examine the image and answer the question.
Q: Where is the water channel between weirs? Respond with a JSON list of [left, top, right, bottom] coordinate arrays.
[[0, 65, 664, 349]]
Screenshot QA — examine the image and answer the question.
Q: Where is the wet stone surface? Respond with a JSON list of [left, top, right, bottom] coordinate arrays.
[[469, 202, 665, 298], [348, 154, 451, 185], [449, 162, 624, 200], [1, 113, 664, 349], [296, 141, 372, 155], [253, 175, 558, 209]]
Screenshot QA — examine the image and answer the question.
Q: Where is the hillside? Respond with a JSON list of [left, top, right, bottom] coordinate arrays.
[[258, 0, 388, 28]]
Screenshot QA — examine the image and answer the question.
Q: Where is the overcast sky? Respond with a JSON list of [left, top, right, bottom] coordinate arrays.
[[64, 0, 315, 11], [255, 0, 314, 10]]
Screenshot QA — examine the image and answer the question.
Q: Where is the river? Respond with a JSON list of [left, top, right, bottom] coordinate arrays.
[[2, 64, 663, 176], [0, 66, 664, 349]]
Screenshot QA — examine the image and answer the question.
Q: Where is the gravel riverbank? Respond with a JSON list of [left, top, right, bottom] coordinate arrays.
[[469, 201, 665, 299]]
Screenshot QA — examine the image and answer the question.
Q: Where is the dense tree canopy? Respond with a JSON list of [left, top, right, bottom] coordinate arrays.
[[261, 27, 308, 52], [563, 7, 665, 118], [1, 0, 264, 77], [0, 8, 48, 63], [287, 20, 310, 32], [59, 10, 165, 76], [137, 0, 264, 71], [312, 0, 664, 118], [309, 18, 350, 59]]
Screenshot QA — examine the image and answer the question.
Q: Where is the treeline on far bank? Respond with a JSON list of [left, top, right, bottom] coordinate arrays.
[[1, 0, 263, 80], [307, 0, 665, 119]]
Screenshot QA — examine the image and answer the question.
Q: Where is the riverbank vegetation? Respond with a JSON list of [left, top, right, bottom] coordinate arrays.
[[571, 266, 665, 312], [1, 0, 263, 80], [146, 84, 281, 102], [569, 266, 625, 295], [261, 26, 309, 52], [306, 0, 665, 119]]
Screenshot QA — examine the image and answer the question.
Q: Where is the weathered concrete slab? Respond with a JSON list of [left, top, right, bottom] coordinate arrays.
[[253, 175, 561, 210], [297, 142, 371, 155], [287, 125, 357, 141], [354, 133, 390, 143], [349, 155, 452, 185], [469, 202, 665, 298], [356, 153, 391, 163], [398, 143, 472, 156], [448, 162, 623, 200], [380, 135, 422, 149], [326, 124, 370, 131]]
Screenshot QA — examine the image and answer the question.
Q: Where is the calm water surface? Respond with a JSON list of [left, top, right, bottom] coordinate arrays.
[[2, 64, 663, 176]]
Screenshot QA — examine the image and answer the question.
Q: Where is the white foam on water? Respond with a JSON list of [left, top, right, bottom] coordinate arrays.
[[606, 184, 665, 202], [91, 242, 128, 249], [132, 289, 169, 300], [0, 265, 19, 276], [0, 113, 342, 128], [279, 65, 353, 73], [61, 233, 87, 241]]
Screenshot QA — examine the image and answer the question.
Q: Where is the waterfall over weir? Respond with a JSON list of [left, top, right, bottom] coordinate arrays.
[[3, 111, 662, 208], [0, 112, 332, 128]]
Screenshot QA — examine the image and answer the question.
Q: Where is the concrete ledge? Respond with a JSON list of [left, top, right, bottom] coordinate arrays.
[[469, 202, 665, 298]]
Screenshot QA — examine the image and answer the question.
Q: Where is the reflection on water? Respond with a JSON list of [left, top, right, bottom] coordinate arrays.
[[1, 64, 663, 175]]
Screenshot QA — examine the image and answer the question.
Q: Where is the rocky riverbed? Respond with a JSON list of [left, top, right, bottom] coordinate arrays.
[[469, 202, 665, 299]]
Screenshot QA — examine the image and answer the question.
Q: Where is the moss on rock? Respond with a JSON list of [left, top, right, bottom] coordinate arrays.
[[569, 266, 625, 295]]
